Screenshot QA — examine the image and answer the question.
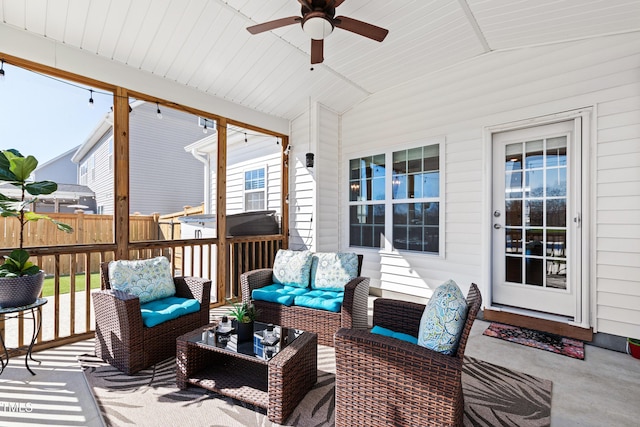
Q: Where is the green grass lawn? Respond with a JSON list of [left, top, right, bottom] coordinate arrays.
[[41, 273, 102, 297]]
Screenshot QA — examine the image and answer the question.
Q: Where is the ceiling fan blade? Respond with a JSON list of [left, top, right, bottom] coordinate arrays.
[[333, 16, 389, 42], [311, 39, 324, 64], [247, 16, 301, 34], [330, 0, 346, 7]]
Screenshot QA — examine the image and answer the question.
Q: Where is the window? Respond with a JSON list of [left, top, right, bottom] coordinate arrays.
[[348, 143, 442, 254], [349, 155, 386, 248], [244, 168, 266, 211], [108, 137, 113, 170], [89, 154, 96, 182], [79, 161, 88, 185]]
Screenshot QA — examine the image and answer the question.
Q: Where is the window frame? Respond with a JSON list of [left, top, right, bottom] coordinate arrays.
[[345, 138, 445, 257], [243, 165, 267, 212]]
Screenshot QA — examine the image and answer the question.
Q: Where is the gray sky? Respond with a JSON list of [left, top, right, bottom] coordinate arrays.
[[0, 62, 112, 165]]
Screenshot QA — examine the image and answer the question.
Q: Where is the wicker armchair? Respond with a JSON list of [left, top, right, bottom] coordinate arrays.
[[241, 254, 369, 346], [334, 283, 482, 427], [92, 262, 212, 374]]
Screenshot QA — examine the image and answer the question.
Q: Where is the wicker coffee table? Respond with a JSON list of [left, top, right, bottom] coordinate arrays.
[[176, 322, 317, 424]]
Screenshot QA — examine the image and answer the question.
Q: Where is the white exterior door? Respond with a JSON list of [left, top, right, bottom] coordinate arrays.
[[492, 120, 582, 318]]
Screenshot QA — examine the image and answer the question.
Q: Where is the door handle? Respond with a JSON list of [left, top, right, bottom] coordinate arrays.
[[493, 224, 501, 229]]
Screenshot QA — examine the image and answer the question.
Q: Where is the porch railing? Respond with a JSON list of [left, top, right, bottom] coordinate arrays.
[[0, 235, 283, 356]]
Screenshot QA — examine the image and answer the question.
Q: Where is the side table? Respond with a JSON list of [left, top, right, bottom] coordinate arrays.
[[0, 298, 47, 375]]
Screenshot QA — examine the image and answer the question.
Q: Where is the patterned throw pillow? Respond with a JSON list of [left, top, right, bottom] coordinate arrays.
[[310, 252, 359, 291], [108, 256, 176, 304], [272, 250, 313, 288], [417, 279, 469, 355]]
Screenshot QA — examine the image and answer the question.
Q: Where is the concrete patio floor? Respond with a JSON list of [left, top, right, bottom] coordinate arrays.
[[1, 307, 639, 426]]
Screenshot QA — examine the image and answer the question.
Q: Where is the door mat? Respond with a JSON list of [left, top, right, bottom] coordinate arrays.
[[483, 322, 585, 360]]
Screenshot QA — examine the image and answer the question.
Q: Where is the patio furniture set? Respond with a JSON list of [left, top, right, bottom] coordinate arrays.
[[92, 251, 481, 425]]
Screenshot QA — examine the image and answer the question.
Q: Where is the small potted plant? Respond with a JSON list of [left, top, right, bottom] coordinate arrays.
[[0, 149, 73, 308], [227, 301, 260, 342]]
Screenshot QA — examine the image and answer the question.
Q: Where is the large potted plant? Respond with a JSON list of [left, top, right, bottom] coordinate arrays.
[[0, 149, 73, 308]]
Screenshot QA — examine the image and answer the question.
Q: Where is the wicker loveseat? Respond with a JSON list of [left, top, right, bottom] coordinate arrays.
[[93, 259, 211, 374], [241, 251, 369, 346], [334, 283, 482, 427]]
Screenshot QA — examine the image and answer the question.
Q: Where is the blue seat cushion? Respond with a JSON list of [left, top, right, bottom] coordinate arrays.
[[140, 296, 200, 328], [370, 325, 418, 344], [293, 289, 344, 313], [252, 284, 309, 306]]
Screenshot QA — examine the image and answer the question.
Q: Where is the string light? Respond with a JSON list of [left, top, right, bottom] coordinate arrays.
[[4, 60, 286, 142]]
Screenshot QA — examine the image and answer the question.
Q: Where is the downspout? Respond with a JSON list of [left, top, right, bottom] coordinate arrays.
[[189, 149, 211, 215]]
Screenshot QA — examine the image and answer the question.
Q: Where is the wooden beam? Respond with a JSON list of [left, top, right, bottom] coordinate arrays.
[[216, 118, 228, 303], [114, 87, 130, 260]]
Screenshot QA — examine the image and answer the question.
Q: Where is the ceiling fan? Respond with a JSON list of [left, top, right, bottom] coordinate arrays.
[[246, 0, 389, 64]]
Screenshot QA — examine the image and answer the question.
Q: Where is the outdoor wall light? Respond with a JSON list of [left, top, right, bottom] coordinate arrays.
[[306, 152, 314, 168]]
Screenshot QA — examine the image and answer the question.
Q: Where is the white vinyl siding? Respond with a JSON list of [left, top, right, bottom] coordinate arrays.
[[291, 32, 640, 337], [225, 134, 281, 216]]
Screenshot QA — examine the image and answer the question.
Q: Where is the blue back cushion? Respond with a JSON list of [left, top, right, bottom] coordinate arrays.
[[140, 296, 200, 328], [272, 250, 313, 288], [417, 279, 469, 355], [252, 284, 309, 306], [310, 252, 359, 291], [108, 256, 176, 304]]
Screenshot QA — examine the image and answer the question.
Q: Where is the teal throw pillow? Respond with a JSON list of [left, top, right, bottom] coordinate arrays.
[[108, 256, 176, 304], [417, 279, 468, 355], [272, 250, 313, 288], [310, 252, 359, 291]]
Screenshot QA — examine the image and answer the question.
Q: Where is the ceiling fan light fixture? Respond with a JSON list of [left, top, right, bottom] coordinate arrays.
[[303, 15, 333, 40]]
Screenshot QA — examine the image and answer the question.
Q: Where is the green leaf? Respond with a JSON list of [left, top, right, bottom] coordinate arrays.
[[9, 154, 38, 181], [9, 249, 30, 267], [0, 151, 19, 182], [24, 211, 52, 222], [22, 265, 40, 275], [53, 220, 74, 233], [26, 181, 58, 196]]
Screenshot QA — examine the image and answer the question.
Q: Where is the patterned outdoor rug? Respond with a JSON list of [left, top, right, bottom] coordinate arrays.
[[79, 348, 552, 427], [483, 322, 585, 360]]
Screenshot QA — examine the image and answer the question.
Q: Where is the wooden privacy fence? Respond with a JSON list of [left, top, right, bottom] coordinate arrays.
[[0, 212, 163, 274]]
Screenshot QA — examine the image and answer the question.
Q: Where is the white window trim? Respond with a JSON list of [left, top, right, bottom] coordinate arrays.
[[243, 165, 268, 212], [344, 137, 446, 258]]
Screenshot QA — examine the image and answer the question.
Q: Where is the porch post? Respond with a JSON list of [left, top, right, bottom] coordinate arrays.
[[282, 135, 289, 249], [216, 118, 227, 301], [113, 87, 130, 260]]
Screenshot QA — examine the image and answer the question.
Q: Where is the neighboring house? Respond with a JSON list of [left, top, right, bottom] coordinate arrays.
[[33, 145, 80, 184], [185, 131, 282, 217], [72, 101, 205, 215], [0, 182, 96, 213]]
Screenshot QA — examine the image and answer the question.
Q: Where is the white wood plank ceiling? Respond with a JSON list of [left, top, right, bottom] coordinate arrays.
[[1, 0, 639, 121]]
